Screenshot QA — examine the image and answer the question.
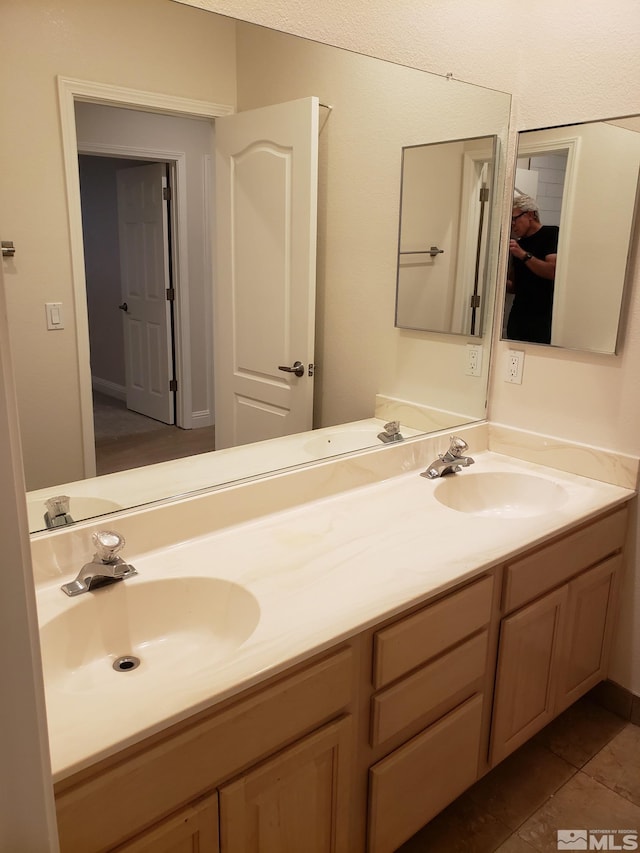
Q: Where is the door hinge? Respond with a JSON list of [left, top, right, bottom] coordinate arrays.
[[469, 294, 481, 308], [163, 186, 172, 202], [166, 287, 175, 302], [479, 186, 489, 203], [169, 379, 177, 392]]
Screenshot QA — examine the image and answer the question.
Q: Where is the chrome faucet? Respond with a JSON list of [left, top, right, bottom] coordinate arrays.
[[61, 530, 137, 597], [44, 495, 74, 529], [421, 435, 475, 479], [378, 421, 404, 443]]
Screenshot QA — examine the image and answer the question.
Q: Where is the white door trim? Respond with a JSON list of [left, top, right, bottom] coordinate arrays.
[[454, 143, 495, 336], [515, 135, 579, 348], [57, 76, 233, 476]]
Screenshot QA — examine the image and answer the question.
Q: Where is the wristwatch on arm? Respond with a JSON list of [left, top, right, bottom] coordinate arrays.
[[523, 252, 533, 262]]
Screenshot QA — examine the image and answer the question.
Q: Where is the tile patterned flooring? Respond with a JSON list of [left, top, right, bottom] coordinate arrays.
[[398, 695, 640, 852]]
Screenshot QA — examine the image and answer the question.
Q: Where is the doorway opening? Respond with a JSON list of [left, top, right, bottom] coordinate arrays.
[[78, 153, 215, 473], [63, 85, 225, 478]]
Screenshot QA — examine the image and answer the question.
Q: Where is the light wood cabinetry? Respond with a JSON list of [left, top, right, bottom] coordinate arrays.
[[491, 508, 626, 766], [115, 795, 219, 853], [55, 648, 355, 853], [219, 717, 352, 853], [367, 575, 497, 853], [53, 504, 630, 853], [490, 586, 567, 763], [368, 695, 484, 853]]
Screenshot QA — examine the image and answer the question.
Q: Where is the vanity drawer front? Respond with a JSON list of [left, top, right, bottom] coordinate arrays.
[[373, 575, 493, 689], [503, 506, 628, 613], [371, 630, 488, 747], [55, 647, 353, 853], [368, 694, 483, 853]]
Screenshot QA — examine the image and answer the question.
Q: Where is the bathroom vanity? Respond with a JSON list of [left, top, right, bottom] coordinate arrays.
[[33, 442, 635, 853]]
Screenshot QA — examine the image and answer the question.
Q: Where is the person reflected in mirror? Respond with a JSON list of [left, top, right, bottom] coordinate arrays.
[[506, 194, 558, 344]]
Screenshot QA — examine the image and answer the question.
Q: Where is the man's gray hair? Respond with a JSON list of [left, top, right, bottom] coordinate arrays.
[[513, 193, 540, 221]]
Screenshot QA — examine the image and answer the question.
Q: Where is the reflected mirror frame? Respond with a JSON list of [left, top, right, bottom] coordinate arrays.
[[394, 134, 498, 338], [501, 114, 640, 354]]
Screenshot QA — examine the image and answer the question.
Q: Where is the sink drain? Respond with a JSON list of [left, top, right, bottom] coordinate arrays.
[[113, 655, 141, 672]]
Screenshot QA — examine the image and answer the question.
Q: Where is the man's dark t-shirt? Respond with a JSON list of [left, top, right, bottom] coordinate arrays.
[[507, 225, 559, 344]]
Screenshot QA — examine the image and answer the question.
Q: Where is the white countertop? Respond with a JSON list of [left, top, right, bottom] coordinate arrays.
[[34, 450, 634, 783]]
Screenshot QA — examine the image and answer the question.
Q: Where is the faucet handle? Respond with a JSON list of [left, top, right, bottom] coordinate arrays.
[[92, 530, 126, 564], [448, 435, 469, 456]]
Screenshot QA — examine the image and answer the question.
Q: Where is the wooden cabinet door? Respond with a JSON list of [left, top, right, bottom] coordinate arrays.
[[219, 717, 352, 853], [490, 586, 567, 765], [116, 794, 219, 852], [556, 555, 621, 714]]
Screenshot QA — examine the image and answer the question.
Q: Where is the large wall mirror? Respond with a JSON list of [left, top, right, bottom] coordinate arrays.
[[502, 116, 640, 352], [0, 1, 510, 533]]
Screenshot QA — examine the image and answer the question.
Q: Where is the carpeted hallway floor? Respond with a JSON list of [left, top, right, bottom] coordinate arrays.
[[93, 392, 216, 475]]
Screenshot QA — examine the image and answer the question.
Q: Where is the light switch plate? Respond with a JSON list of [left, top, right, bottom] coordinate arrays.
[[45, 302, 64, 330]]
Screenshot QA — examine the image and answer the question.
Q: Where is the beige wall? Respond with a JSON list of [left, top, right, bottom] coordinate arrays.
[[0, 0, 236, 489]]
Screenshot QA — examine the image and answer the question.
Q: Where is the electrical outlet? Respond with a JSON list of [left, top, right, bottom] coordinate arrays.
[[506, 349, 524, 384], [465, 344, 482, 377]]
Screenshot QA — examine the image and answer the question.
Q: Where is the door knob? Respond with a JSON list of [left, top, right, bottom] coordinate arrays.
[[118, 302, 128, 312], [278, 361, 305, 378]]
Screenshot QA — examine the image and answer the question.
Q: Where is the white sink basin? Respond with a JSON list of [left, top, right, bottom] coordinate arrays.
[[433, 471, 569, 518], [40, 577, 260, 692]]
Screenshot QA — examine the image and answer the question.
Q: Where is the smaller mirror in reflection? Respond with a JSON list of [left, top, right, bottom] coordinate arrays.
[[395, 135, 497, 337], [502, 117, 640, 353]]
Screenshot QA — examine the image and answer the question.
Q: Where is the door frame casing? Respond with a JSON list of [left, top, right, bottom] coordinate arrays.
[[57, 76, 233, 477]]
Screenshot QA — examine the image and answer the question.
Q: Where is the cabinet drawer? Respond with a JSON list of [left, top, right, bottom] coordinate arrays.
[[373, 575, 493, 689], [56, 647, 353, 853], [368, 694, 484, 853], [371, 630, 488, 747], [503, 507, 627, 613]]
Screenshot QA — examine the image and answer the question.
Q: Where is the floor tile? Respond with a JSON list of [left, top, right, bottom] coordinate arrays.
[[396, 792, 512, 853], [494, 835, 539, 852], [467, 741, 575, 830], [515, 771, 640, 852], [582, 723, 640, 806], [532, 696, 626, 768]]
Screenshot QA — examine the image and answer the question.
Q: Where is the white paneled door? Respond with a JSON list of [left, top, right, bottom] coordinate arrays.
[[214, 97, 319, 449], [116, 162, 174, 424]]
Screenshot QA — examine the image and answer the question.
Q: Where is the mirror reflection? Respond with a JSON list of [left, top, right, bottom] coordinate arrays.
[[395, 135, 497, 337], [0, 3, 510, 533], [502, 116, 640, 351]]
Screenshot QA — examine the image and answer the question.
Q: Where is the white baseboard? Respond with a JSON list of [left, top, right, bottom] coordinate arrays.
[[92, 377, 126, 401], [192, 410, 215, 428]]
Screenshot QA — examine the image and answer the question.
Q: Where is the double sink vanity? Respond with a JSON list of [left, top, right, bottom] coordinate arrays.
[[31, 425, 637, 853]]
